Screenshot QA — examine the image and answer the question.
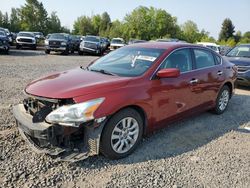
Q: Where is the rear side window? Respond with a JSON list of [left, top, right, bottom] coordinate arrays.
[[214, 54, 222, 65], [194, 49, 216, 69], [160, 48, 193, 73]]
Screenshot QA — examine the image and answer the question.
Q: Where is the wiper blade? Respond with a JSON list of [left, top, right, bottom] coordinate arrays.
[[80, 66, 89, 70], [90, 68, 117, 76]]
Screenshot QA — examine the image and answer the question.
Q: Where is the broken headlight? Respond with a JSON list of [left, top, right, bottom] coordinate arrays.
[[46, 98, 105, 126]]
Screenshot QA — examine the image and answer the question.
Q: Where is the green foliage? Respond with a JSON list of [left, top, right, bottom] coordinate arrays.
[[1, 2, 248, 45], [9, 8, 21, 32], [46, 12, 62, 34], [19, 0, 48, 32], [122, 6, 180, 41], [219, 18, 235, 41], [238, 31, 250, 44], [73, 16, 94, 35], [181, 20, 201, 43], [73, 12, 111, 36]]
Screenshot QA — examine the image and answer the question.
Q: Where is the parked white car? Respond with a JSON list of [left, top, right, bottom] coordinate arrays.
[[196, 42, 220, 54], [110, 38, 125, 50], [16, 32, 37, 50]]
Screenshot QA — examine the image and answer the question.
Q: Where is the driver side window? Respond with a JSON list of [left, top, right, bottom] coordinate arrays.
[[160, 48, 193, 73]]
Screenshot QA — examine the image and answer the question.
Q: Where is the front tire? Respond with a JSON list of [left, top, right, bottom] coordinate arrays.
[[100, 108, 143, 159], [32, 45, 37, 50], [213, 85, 230, 114], [63, 48, 69, 55], [45, 49, 50, 54]]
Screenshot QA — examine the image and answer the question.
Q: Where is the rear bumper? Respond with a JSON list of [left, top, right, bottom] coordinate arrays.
[[13, 104, 106, 161]]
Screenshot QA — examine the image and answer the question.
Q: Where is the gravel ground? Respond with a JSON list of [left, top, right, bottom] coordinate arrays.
[[0, 50, 250, 188]]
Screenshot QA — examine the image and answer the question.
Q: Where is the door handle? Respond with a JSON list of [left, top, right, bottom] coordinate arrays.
[[190, 78, 198, 84], [217, 71, 223, 75]]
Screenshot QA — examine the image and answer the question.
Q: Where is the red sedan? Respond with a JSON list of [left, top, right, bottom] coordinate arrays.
[[13, 42, 237, 161]]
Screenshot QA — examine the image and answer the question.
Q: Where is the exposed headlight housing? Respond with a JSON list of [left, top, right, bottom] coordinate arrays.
[[44, 40, 49, 45], [46, 98, 105, 126], [61, 42, 67, 46]]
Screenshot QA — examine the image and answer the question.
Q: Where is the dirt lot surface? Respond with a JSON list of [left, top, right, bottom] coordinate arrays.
[[0, 50, 250, 188]]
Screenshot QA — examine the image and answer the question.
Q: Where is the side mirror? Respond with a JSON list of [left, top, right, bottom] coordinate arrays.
[[156, 68, 180, 78]]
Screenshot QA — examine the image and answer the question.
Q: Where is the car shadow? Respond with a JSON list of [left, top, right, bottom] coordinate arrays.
[[8, 49, 45, 56], [236, 85, 250, 91], [70, 93, 250, 169]]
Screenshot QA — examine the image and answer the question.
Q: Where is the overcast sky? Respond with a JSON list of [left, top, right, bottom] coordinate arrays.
[[1, 0, 250, 39]]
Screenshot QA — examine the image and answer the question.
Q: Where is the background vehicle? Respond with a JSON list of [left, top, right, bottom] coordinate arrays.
[[13, 42, 237, 161], [0, 27, 13, 45], [220, 45, 232, 55], [101, 37, 110, 50], [197, 42, 220, 54], [224, 44, 250, 86], [110, 38, 125, 50], [156, 38, 180, 42], [0, 30, 10, 54], [128, 39, 147, 45], [71, 35, 81, 52], [16, 32, 37, 50], [44, 33, 74, 55], [33, 32, 45, 40], [79, 35, 105, 55]]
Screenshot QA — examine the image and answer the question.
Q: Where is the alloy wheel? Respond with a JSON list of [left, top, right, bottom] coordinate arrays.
[[111, 117, 139, 154]]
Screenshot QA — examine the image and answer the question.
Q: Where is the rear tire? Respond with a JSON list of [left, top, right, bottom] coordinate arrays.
[[213, 85, 230, 114], [78, 50, 83, 55], [100, 108, 143, 159], [63, 48, 69, 55]]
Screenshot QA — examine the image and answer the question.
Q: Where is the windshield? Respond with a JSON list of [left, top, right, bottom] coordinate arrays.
[[85, 36, 100, 42], [111, 39, 124, 44], [49, 34, 68, 40], [18, 32, 35, 37], [88, 47, 165, 77], [226, 46, 250, 58], [0, 31, 6, 36]]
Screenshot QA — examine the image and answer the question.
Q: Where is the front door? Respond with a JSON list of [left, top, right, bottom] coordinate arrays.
[[150, 48, 200, 127]]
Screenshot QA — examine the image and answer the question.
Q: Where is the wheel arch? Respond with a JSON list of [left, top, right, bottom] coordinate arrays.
[[104, 105, 148, 135]]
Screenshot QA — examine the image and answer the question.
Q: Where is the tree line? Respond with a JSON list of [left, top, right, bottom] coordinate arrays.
[[0, 0, 249, 46], [0, 0, 69, 35]]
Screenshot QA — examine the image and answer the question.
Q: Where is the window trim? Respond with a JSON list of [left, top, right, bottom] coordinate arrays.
[[150, 47, 193, 80], [150, 46, 223, 80], [192, 48, 222, 70]]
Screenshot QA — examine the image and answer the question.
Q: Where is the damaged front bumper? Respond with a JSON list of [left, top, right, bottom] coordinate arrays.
[[13, 104, 106, 162]]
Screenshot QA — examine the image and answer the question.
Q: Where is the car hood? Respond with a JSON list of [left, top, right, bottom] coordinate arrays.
[[225, 56, 250, 66], [25, 67, 132, 99], [16, 36, 35, 40]]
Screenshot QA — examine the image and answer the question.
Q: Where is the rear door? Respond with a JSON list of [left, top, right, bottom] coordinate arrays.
[[190, 48, 225, 106]]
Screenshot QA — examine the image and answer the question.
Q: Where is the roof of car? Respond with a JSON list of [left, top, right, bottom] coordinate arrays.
[[127, 41, 198, 50], [239, 43, 250, 46]]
